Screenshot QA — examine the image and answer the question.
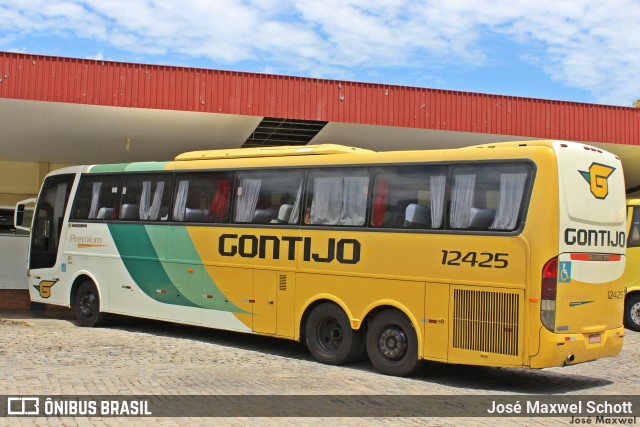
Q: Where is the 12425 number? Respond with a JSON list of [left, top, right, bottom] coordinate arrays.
[[441, 250, 509, 268]]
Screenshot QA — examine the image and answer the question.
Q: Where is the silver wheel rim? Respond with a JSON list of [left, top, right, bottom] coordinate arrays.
[[631, 301, 640, 326]]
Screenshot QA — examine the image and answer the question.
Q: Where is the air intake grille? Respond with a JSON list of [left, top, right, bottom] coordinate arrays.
[[278, 275, 287, 291], [453, 289, 519, 356]]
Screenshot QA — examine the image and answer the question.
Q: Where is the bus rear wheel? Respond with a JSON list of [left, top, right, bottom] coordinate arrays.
[[366, 309, 421, 376], [624, 294, 640, 332], [74, 281, 105, 327], [306, 303, 363, 365]]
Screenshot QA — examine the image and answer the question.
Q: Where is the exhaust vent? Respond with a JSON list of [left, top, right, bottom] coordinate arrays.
[[278, 275, 287, 291], [453, 289, 519, 356]]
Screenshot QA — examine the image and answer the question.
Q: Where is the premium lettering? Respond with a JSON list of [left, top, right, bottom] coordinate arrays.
[[69, 234, 103, 245], [219, 234, 360, 264]]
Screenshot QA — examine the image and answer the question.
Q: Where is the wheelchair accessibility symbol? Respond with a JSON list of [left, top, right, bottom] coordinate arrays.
[[559, 261, 572, 283]]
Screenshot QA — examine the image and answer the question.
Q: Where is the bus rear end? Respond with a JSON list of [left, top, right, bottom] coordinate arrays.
[[532, 141, 626, 367]]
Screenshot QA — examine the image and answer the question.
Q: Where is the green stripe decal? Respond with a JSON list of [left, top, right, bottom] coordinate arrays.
[[107, 224, 247, 314], [89, 164, 129, 173], [89, 162, 168, 173], [569, 301, 594, 307]]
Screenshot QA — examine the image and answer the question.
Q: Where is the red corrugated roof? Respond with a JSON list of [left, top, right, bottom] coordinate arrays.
[[1, 51, 638, 145]]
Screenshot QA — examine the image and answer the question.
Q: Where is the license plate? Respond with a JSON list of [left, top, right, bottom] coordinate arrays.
[[588, 333, 601, 344]]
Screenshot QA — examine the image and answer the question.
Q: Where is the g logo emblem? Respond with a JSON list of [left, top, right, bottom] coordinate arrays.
[[579, 163, 615, 200], [34, 280, 57, 298]]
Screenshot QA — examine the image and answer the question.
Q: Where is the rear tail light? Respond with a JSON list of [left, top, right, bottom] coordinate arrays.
[[541, 257, 558, 332]]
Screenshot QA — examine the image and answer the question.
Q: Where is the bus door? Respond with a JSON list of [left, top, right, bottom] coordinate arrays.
[[29, 174, 75, 271], [29, 174, 76, 280], [252, 270, 295, 338]]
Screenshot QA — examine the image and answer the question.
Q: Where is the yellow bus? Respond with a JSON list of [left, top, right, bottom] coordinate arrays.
[[15, 140, 627, 376], [623, 199, 640, 331]]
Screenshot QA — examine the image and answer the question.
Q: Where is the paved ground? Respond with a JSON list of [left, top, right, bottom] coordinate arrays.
[[0, 309, 638, 426]]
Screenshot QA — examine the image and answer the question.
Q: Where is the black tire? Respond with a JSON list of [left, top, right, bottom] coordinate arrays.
[[624, 293, 640, 332], [74, 281, 105, 327], [305, 303, 364, 365], [366, 309, 421, 376]]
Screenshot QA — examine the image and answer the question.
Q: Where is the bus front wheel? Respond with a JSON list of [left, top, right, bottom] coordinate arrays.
[[366, 309, 421, 376], [74, 281, 105, 327], [306, 303, 363, 365], [624, 294, 640, 332]]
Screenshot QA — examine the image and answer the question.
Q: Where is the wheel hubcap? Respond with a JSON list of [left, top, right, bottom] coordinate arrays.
[[318, 318, 342, 351], [378, 327, 407, 360], [631, 301, 640, 325]]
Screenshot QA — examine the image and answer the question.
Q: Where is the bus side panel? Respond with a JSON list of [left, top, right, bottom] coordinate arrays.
[[107, 258, 157, 318], [519, 147, 559, 363], [201, 266, 253, 333], [424, 282, 449, 361], [60, 222, 120, 310]]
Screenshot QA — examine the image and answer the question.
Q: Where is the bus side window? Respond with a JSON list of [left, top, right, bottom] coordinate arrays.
[[304, 168, 370, 227], [370, 166, 446, 229], [232, 170, 303, 225], [121, 174, 173, 221], [173, 172, 233, 223], [71, 175, 120, 220], [449, 164, 529, 231]]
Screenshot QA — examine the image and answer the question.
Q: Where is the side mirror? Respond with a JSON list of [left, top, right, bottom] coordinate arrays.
[[15, 204, 25, 226], [15, 198, 36, 232]]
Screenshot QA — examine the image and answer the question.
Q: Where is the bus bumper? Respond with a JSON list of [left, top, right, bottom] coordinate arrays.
[[529, 326, 624, 368]]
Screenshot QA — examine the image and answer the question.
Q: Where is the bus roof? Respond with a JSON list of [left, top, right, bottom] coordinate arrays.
[[84, 139, 570, 174], [175, 144, 373, 161]]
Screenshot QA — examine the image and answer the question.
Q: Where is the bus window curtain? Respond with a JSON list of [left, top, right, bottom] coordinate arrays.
[[372, 176, 389, 227], [139, 181, 152, 220], [430, 175, 446, 228], [209, 179, 230, 221], [310, 177, 343, 225], [88, 182, 102, 219], [173, 180, 189, 221], [490, 173, 527, 230], [340, 176, 368, 225], [288, 182, 303, 224], [148, 181, 165, 221], [234, 179, 262, 222], [450, 174, 476, 228]]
